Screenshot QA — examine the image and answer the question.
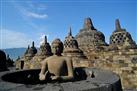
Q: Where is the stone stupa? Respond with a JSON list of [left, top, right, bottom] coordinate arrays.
[[63, 27, 86, 58], [15, 45, 30, 69], [76, 17, 107, 52], [30, 36, 52, 69], [109, 19, 137, 50], [26, 41, 37, 57], [23, 41, 37, 69], [16, 41, 37, 69], [63, 27, 91, 67]]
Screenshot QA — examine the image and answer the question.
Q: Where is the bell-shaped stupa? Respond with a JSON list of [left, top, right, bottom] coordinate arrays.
[[63, 27, 90, 67], [30, 36, 52, 69], [76, 17, 107, 52], [63, 27, 86, 58], [109, 19, 137, 49], [23, 41, 37, 69]]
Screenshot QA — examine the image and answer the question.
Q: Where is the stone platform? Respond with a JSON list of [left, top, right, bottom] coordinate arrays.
[[0, 68, 122, 91]]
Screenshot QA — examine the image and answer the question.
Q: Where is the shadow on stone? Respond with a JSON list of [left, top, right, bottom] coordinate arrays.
[[2, 69, 41, 85], [74, 67, 88, 81], [1, 68, 90, 85], [0, 68, 123, 91]]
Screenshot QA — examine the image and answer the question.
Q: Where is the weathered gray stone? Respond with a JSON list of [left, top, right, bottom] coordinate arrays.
[[75, 17, 107, 52], [0, 68, 123, 91], [109, 19, 137, 50]]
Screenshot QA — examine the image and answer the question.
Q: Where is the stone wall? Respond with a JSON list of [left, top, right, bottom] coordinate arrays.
[[72, 58, 92, 68], [83, 49, 137, 89]]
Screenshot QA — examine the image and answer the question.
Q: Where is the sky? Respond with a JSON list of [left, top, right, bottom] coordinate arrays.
[[0, 0, 137, 49]]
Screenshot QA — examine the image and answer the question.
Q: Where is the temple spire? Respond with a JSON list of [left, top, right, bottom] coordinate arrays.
[[44, 35, 47, 43], [115, 19, 121, 31], [25, 45, 30, 54], [84, 17, 94, 29], [32, 41, 34, 47], [68, 27, 72, 36], [28, 45, 30, 49]]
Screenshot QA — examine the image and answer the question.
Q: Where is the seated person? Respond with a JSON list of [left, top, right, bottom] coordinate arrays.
[[39, 38, 74, 81]]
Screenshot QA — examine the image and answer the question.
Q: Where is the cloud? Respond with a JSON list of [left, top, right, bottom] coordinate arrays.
[[12, 2, 48, 19], [11, 1, 48, 32], [26, 11, 48, 19], [28, 2, 47, 11], [0, 29, 33, 49]]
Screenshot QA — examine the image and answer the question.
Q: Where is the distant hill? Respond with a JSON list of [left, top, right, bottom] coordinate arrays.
[[2, 48, 26, 61]]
